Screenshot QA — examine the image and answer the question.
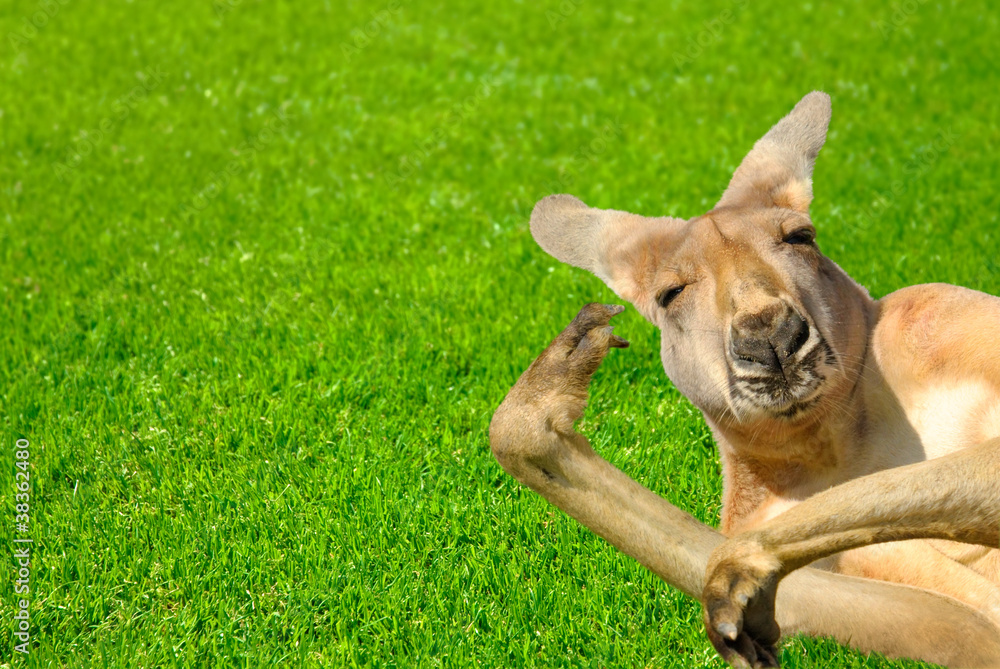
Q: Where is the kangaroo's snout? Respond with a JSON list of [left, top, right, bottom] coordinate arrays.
[[730, 303, 810, 373]]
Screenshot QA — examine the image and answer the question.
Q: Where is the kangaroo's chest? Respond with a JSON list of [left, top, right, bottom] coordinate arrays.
[[858, 378, 1000, 475], [730, 380, 1000, 532]]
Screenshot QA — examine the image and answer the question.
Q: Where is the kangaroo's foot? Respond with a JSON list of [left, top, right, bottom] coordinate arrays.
[[703, 537, 782, 668]]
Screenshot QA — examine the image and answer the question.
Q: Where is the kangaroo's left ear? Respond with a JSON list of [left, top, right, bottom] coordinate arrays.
[[715, 91, 831, 214], [529, 194, 685, 308]]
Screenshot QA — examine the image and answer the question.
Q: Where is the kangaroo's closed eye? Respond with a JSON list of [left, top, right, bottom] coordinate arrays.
[[658, 285, 685, 308], [783, 229, 816, 245]]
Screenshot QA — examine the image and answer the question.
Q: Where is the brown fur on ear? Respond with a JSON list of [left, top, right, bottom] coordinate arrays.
[[770, 179, 813, 212], [529, 194, 683, 305], [530, 195, 608, 280], [716, 91, 832, 214]]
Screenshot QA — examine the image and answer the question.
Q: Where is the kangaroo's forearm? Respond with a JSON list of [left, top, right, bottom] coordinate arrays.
[[491, 412, 721, 598], [749, 439, 1000, 575]]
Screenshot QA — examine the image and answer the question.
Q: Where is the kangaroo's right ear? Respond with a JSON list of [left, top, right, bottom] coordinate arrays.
[[716, 91, 832, 213], [530, 194, 682, 304]]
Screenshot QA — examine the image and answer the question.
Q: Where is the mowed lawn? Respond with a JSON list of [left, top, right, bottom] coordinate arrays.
[[1, 0, 998, 667]]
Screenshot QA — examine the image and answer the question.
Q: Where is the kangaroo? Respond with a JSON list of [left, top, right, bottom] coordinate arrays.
[[489, 92, 1000, 667]]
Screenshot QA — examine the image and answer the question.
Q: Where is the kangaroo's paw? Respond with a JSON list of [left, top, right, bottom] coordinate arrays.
[[490, 303, 628, 482], [703, 538, 783, 668]]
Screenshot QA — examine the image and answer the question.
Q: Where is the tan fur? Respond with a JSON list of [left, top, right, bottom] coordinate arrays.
[[492, 92, 1000, 667]]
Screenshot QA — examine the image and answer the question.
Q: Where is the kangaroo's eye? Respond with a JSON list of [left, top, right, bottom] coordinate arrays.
[[658, 285, 685, 309], [784, 229, 816, 245]]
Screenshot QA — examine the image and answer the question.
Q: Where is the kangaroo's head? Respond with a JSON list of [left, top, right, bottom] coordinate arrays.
[[531, 92, 872, 429]]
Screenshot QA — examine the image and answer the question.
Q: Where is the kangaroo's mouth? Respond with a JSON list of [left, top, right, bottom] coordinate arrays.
[[726, 339, 837, 420]]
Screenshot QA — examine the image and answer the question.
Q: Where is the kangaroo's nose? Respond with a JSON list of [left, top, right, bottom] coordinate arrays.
[[730, 305, 810, 372]]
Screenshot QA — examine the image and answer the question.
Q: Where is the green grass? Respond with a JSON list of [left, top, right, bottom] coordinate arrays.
[[1, 0, 998, 666]]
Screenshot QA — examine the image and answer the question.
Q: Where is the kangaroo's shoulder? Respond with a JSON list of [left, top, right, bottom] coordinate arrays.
[[873, 283, 1000, 382]]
